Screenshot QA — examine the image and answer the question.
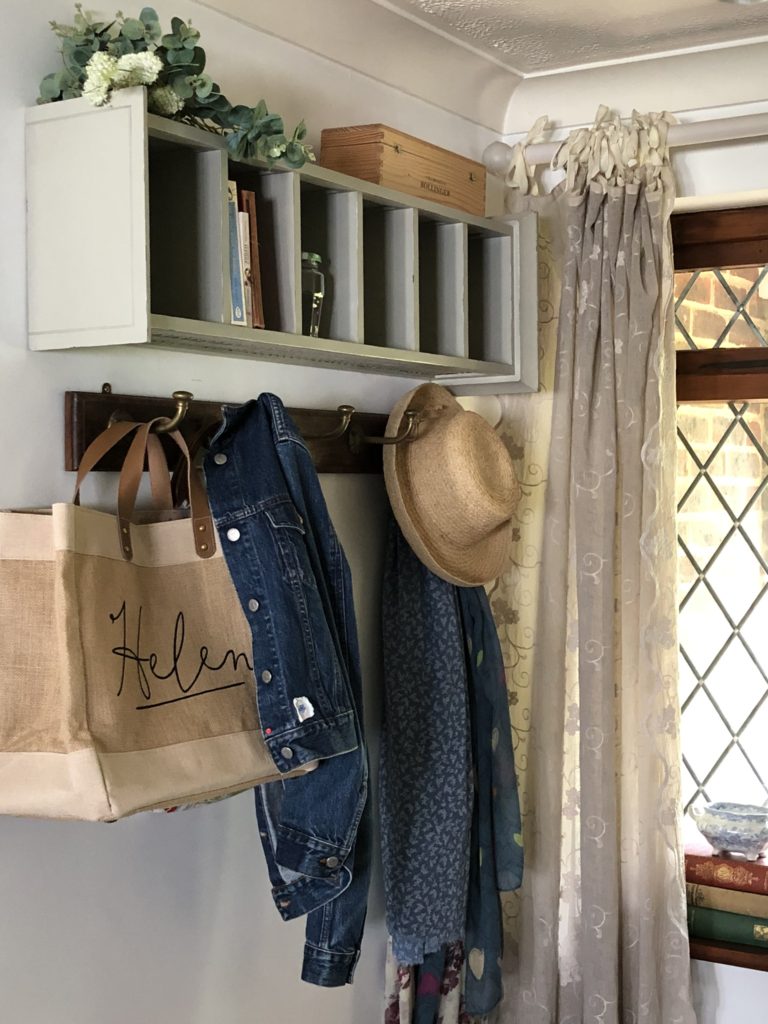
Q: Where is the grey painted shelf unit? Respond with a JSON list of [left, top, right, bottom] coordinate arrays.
[[25, 88, 538, 393]]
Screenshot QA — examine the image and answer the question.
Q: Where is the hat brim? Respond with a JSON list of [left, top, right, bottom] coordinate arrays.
[[383, 384, 513, 587]]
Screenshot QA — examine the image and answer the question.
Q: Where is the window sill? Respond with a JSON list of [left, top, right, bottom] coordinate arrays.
[[690, 937, 768, 972]]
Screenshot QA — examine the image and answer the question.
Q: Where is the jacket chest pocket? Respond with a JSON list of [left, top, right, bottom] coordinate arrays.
[[265, 501, 317, 590]]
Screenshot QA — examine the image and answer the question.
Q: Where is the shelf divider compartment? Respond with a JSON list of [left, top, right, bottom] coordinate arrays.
[[148, 139, 228, 324], [227, 165, 301, 335], [300, 184, 363, 343], [467, 230, 514, 365], [363, 204, 418, 350], [418, 217, 468, 358]]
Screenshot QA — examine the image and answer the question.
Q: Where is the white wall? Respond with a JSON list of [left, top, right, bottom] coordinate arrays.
[[197, 0, 522, 132], [0, 2, 499, 1021], [692, 959, 768, 1024]]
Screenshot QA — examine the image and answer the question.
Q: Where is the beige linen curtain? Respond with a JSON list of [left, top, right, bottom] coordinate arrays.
[[491, 110, 696, 1024]]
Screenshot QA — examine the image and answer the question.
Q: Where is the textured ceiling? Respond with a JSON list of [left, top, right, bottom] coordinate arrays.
[[373, 0, 768, 74]]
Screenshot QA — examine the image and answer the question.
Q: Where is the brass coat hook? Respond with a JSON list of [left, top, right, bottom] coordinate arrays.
[[305, 405, 356, 441], [360, 410, 420, 446], [304, 405, 420, 452], [153, 391, 193, 434], [349, 410, 420, 454]]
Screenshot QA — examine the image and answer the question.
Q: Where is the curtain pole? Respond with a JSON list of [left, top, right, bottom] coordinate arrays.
[[484, 111, 768, 172]]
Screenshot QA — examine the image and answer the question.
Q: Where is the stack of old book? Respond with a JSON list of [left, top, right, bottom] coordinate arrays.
[[226, 180, 265, 330], [686, 836, 768, 949]]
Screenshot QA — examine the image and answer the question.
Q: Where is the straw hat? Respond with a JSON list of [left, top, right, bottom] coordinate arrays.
[[383, 383, 521, 587]]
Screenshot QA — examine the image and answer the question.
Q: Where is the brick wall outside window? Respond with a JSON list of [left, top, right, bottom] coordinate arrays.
[[675, 266, 768, 350]]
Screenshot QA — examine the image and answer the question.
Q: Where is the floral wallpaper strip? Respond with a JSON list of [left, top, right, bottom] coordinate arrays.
[[487, 192, 561, 968]]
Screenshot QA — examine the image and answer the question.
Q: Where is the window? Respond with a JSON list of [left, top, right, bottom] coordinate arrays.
[[674, 207, 768, 813]]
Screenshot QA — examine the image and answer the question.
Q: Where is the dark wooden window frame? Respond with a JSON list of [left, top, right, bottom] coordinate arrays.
[[675, 206, 768, 404], [675, 205, 768, 972]]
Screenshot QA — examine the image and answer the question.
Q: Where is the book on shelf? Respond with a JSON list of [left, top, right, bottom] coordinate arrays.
[[237, 210, 254, 328], [685, 836, 768, 895], [687, 904, 768, 949], [227, 181, 247, 327], [687, 881, 768, 918], [239, 189, 265, 329]]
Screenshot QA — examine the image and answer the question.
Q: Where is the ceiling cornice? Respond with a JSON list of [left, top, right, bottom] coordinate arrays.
[[370, 0, 768, 77]]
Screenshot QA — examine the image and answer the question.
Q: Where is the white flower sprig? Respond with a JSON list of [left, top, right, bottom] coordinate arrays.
[[82, 51, 116, 106], [82, 50, 162, 107], [147, 84, 185, 116]]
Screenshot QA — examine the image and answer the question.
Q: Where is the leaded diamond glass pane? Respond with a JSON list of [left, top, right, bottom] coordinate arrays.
[[676, 418, 701, 482], [675, 266, 768, 351], [704, 414, 767, 522], [742, 503, 768, 566], [676, 482, 732, 582], [739, 703, 768, 794], [681, 763, 699, 811], [678, 546, 698, 596], [677, 403, 735, 465], [679, 657, 698, 706], [739, 588, 768, 677], [680, 689, 731, 781], [678, 581, 731, 676], [704, 746, 767, 806], [706, 531, 767, 622], [678, 399, 768, 812], [706, 639, 767, 732]]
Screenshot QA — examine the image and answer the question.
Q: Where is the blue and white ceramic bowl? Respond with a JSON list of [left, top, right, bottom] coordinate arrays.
[[691, 802, 768, 861]]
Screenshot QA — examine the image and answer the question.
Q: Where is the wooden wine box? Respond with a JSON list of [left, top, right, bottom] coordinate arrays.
[[319, 124, 486, 217]]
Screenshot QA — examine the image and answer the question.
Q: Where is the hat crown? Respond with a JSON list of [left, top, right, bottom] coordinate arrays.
[[383, 384, 520, 587], [409, 411, 518, 546]]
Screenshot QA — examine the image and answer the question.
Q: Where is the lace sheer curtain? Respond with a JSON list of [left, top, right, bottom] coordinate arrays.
[[489, 110, 696, 1024]]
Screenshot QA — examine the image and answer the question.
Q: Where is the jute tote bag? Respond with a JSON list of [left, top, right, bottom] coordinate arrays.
[[0, 419, 313, 821]]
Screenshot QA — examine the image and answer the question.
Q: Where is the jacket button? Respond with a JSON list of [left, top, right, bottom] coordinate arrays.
[[248, 598, 260, 612], [213, 453, 228, 465], [226, 528, 241, 542], [280, 746, 294, 760], [324, 856, 340, 870], [261, 670, 272, 684]]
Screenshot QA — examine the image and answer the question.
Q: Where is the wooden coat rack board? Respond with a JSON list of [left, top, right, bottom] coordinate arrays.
[[65, 386, 390, 474]]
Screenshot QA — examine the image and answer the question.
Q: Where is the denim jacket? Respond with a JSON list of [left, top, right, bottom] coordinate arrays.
[[204, 395, 370, 986]]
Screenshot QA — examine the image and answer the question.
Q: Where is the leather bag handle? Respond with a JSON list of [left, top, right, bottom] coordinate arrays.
[[170, 419, 218, 507], [73, 421, 173, 510], [117, 420, 215, 561], [145, 433, 174, 509]]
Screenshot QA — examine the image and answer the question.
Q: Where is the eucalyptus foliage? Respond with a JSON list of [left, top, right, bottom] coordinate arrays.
[[38, 5, 314, 167]]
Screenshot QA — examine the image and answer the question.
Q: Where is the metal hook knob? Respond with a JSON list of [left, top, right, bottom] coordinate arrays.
[[153, 391, 193, 434]]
